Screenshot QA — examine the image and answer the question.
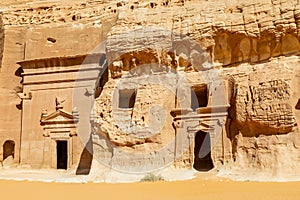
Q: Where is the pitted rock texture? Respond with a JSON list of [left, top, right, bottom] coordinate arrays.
[[0, 0, 299, 177]]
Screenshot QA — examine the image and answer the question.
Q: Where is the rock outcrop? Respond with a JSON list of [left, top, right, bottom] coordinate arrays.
[[0, 0, 299, 178]]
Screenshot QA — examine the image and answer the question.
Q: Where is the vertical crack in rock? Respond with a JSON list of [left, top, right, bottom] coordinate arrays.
[[0, 13, 4, 70]]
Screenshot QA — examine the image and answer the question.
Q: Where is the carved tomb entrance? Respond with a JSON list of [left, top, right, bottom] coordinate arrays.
[[193, 131, 213, 171], [57, 140, 68, 169], [3, 140, 15, 160]]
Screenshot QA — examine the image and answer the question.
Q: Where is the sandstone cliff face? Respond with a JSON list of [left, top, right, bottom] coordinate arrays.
[[0, 0, 118, 167], [223, 58, 300, 176], [0, 0, 299, 177], [100, 0, 300, 174], [0, 16, 4, 69]]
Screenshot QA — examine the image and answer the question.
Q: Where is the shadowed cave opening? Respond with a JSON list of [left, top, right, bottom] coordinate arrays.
[[3, 140, 15, 160], [193, 131, 214, 171]]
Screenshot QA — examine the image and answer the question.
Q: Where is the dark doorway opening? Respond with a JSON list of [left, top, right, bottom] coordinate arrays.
[[191, 85, 208, 111], [57, 141, 68, 169], [3, 140, 15, 160], [193, 131, 214, 171]]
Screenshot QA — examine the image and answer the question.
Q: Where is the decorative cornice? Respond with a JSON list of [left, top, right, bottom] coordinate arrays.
[[17, 53, 103, 69], [170, 108, 193, 117]]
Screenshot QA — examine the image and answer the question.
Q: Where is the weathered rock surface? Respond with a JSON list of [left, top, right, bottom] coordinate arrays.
[[0, 0, 299, 178]]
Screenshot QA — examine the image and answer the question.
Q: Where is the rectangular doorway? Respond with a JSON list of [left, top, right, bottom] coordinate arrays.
[[193, 131, 213, 171], [56, 140, 68, 169]]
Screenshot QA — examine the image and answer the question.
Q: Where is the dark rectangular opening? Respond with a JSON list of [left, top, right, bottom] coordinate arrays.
[[57, 140, 68, 170], [193, 131, 214, 171], [119, 89, 136, 108], [191, 85, 208, 110]]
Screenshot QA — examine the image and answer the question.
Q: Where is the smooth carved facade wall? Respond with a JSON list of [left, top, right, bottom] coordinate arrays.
[[17, 54, 101, 169], [0, 1, 116, 165]]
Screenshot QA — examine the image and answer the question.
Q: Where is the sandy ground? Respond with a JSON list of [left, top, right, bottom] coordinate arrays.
[[1, 176, 300, 200], [1, 165, 300, 200], [0, 167, 299, 200]]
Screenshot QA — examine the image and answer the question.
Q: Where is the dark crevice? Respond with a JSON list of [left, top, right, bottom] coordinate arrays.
[[95, 54, 108, 98], [76, 137, 93, 175], [0, 14, 4, 71], [296, 99, 300, 109], [15, 67, 24, 77], [47, 37, 56, 43]]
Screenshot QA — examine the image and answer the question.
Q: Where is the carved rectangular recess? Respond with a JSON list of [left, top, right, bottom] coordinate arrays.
[[191, 84, 208, 110], [118, 89, 136, 109]]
